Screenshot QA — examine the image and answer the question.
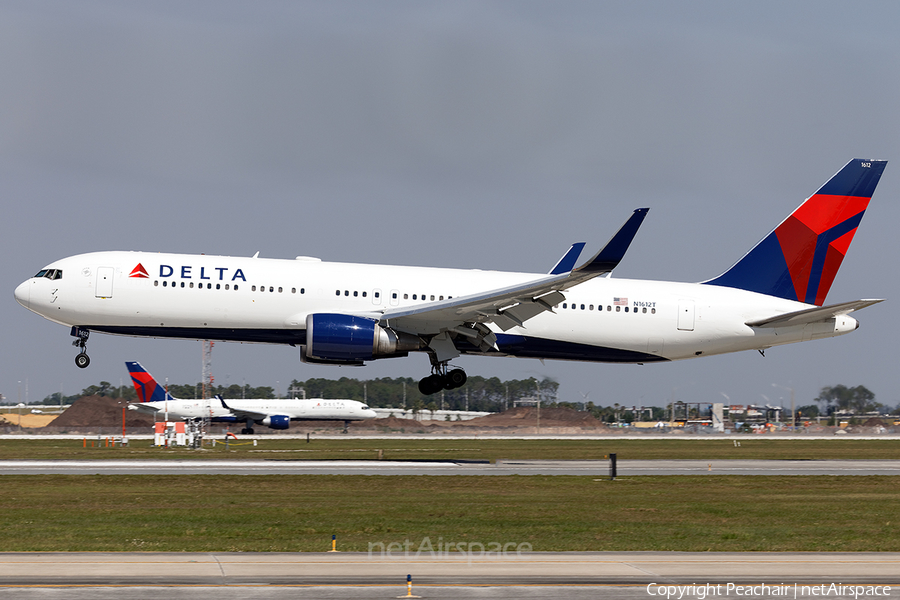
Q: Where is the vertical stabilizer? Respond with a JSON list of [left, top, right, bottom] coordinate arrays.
[[126, 361, 178, 403], [704, 159, 886, 305]]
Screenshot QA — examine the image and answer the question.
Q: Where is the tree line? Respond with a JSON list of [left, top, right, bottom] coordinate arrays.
[[25, 379, 895, 420], [794, 384, 885, 419], [32, 375, 561, 413], [38, 381, 277, 406]]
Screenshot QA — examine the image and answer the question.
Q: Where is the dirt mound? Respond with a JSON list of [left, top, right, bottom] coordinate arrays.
[[463, 406, 606, 428], [46, 396, 155, 429], [355, 416, 430, 430], [862, 417, 888, 427]]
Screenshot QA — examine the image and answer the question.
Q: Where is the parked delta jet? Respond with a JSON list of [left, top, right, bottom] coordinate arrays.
[[126, 361, 376, 433], [15, 159, 887, 395]]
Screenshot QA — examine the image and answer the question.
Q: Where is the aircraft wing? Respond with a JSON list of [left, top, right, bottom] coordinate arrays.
[[216, 397, 267, 421], [370, 209, 649, 359], [746, 299, 884, 328]]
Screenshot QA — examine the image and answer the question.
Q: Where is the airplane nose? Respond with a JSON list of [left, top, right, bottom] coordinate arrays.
[[14, 280, 30, 309]]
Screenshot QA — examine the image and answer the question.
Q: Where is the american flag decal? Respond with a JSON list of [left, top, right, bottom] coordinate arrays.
[[613, 297, 628, 306]]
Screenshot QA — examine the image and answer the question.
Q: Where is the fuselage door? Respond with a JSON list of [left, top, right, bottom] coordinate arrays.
[[95, 267, 114, 298], [677, 299, 695, 331]]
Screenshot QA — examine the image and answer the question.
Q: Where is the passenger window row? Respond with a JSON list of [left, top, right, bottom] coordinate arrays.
[[254, 285, 303, 294], [151, 280, 459, 303], [339, 291, 453, 301], [155, 281, 240, 290], [401, 293, 450, 301], [560, 302, 657, 314], [153, 281, 306, 294]]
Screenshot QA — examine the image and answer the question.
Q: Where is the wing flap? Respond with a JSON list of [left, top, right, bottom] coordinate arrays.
[[746, 299, 884, 328], [493, 290, 566, 331]]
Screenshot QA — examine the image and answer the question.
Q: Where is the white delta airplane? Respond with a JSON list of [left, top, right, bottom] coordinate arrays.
[[15, 159, 887, 396], [126, 361, 376, 433]]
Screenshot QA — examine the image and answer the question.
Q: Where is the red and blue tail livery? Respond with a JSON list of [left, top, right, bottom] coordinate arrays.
[[705, 159, 887, 305], [126, 361, 177, 403]]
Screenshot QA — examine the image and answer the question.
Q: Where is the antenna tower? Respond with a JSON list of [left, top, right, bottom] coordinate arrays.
[[201, 340, 214, 399]]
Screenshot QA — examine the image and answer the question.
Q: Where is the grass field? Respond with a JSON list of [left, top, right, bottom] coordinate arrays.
[[1, 437, 898, 461], [0, 474, 897, 552]]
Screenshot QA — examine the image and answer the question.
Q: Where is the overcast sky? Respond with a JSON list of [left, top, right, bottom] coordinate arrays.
[[2, 1, 899, 411]]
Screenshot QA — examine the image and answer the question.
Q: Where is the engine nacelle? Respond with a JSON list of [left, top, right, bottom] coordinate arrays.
[[261, 415, 290, 430], [303, 313, 423, 364]]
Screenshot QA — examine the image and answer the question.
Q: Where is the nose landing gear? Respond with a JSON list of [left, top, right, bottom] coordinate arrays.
[[70, 327, 91, 369]]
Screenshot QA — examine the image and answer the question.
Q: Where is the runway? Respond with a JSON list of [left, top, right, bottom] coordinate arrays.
[[2, 458, 900, 475], [4, 459, 897, 597], [0, 552, 897, 599]]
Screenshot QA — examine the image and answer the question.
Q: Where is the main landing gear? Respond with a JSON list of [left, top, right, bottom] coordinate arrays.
[[418, 364, 467, 395], [241, 418, 255, 435], [71, 327, 91, 369]]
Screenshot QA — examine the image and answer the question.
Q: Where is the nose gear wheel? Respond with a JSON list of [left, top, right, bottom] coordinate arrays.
[[70, 327, 91, 369]]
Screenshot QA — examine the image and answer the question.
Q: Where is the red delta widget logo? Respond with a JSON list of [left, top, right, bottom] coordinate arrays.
[[129, 264, 150, 278], [130, 263, 247, 281]]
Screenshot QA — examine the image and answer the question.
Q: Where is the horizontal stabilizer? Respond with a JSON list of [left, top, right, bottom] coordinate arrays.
[[746, 299, 884, 328]]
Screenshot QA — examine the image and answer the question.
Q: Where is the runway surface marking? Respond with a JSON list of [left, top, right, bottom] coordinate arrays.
[[2, 459, 900, 475]]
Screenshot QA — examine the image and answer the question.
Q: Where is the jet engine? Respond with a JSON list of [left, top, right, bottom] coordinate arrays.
[[261, 415, 290, 430], [302, 313, 423, 365]]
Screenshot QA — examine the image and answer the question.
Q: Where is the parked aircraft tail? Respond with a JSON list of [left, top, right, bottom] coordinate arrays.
[[126, 361, 178, 403], [704, 159, 887, 305]]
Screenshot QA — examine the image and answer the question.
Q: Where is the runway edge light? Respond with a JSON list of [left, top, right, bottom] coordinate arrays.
[[397, 573, 421, 599]]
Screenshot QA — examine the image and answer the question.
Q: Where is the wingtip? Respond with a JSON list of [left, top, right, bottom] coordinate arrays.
[[574, 207, 650, 274]]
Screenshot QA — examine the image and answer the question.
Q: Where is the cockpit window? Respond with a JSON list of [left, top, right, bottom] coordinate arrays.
[[34, 269, 62, 280], [49, 270, 62, 280], [361, 405, 370, 410]]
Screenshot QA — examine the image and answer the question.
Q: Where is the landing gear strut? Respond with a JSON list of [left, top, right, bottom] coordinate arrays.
[[418, 364, 467, 395], [70, 327, 91, 369], [240, 418, 255, 435]]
